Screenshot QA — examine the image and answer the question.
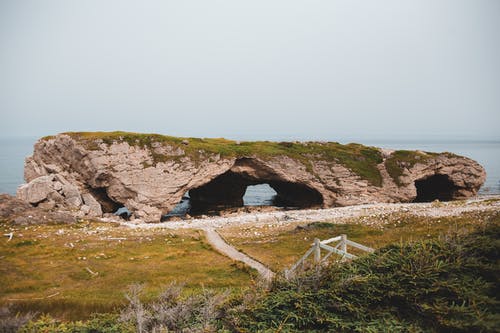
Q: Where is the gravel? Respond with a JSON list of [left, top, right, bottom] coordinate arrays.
[[119, 195, 500, 231]]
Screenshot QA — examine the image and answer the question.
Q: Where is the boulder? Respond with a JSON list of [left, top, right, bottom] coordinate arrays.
[[61, 183, 82, 207], [15, 172, 99, 218], [0, 194, 76, 225], [81, 193, 103, 217], [17, 175, 55, 204], [37, 199, 56, 210]]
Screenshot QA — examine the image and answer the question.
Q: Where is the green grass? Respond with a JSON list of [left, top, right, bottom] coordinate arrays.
[[221, 210, 499, 272], [0, 221, 255, 320], [43, 131, 385, 186]]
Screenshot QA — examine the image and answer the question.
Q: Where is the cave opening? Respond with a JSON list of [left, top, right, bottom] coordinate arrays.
[[89, 187, 133, 220], [89, 187, 121, 213], [163, 169, 323, 219], [414, 174, 458, 202], [163, 194, 191, 219]]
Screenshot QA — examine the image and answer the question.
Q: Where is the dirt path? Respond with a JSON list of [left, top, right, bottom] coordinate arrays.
[[202, 228, 274, 280]]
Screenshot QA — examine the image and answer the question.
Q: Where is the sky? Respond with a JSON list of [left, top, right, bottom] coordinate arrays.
[[1, 0, 499, 142]]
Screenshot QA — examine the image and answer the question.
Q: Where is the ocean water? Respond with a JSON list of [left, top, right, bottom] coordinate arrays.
[[0, 136, 38, 196], [0, 137, 498, 198]]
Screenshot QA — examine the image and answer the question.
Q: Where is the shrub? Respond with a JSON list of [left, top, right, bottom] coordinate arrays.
[[119, 283, 229, 333], [227, 222, 500, 332]]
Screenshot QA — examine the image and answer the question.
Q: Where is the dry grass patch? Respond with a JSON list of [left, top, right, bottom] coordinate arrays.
[[0, 221, 255, 320]]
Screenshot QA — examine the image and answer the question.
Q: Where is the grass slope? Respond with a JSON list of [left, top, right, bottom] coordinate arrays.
[[19, 214, 497, 332]]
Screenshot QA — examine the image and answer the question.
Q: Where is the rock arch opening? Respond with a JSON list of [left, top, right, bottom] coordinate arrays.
[[163, 158, 324, 219], [414, 174, 458, 202], [89, 187, 133, 220], [269, 181, 324, 207], [186, 168, 323, 215]]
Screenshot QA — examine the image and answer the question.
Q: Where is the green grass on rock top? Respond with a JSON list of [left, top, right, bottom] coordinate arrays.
[[384, 150, 458, 185], [41, 131, 444, 188]]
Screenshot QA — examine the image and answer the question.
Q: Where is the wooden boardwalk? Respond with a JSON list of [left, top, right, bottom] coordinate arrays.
[[203, 228, 275, 280]]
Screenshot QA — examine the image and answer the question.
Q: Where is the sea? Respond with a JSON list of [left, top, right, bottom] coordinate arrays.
[[0, 137, 499, 204]]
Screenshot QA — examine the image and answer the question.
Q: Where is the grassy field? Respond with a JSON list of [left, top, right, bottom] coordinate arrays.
[[220, 210, 500, 272], [1, 208, 498, 322], [0, 221, 255, 320]]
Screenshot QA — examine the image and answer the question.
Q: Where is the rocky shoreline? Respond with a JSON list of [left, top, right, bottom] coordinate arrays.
[[118, 195, 500, 230], [2, 192, 498, 230]]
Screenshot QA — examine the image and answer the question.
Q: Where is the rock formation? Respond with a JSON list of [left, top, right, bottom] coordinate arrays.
[[0, 194, 76, 225], [16, 132, 486, 222]]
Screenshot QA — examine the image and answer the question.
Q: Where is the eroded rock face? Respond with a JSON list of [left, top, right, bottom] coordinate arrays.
[[17, 173, 100, 219], [17, 133, 486, 222]]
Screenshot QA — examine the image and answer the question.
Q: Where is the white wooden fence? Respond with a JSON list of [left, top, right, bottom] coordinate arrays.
[[284, 234, 374, 279]]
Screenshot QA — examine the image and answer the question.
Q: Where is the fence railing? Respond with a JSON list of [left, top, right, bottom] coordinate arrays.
[[284, 234, 374, 279]]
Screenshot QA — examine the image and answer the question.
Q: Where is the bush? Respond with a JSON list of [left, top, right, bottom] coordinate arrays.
[[119, 283, 229, 333], [227, 222, 500, 332]]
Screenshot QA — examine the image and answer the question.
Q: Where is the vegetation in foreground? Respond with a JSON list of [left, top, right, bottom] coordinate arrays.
[[5, 219, 498, 332], [1, 210, 498, 321], [230, 220, 499, 332], [0, 222, 254, 320]]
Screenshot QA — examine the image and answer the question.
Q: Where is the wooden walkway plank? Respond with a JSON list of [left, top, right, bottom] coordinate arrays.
[[203, 228, 275, 280]]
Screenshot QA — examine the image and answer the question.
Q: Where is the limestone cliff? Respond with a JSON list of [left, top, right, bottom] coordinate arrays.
[[17, 132, 486, 222]]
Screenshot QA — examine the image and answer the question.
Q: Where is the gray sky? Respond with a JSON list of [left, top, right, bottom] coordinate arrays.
[[1, 0, 499, 141]]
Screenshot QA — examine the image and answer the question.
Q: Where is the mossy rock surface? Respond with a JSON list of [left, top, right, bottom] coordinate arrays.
[[384, 150, 459, 185], [44, 131, 386, 186]]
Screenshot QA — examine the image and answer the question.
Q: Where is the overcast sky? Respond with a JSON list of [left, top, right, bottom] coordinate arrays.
[[1, 0, 499, 142]]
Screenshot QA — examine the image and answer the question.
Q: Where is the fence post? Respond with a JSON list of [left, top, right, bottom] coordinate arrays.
[[313, 238, 321, 264], [341, 234, 347, 255]]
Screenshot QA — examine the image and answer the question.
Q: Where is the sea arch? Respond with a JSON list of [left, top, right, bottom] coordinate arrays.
[[187, 158, 324, 213]]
